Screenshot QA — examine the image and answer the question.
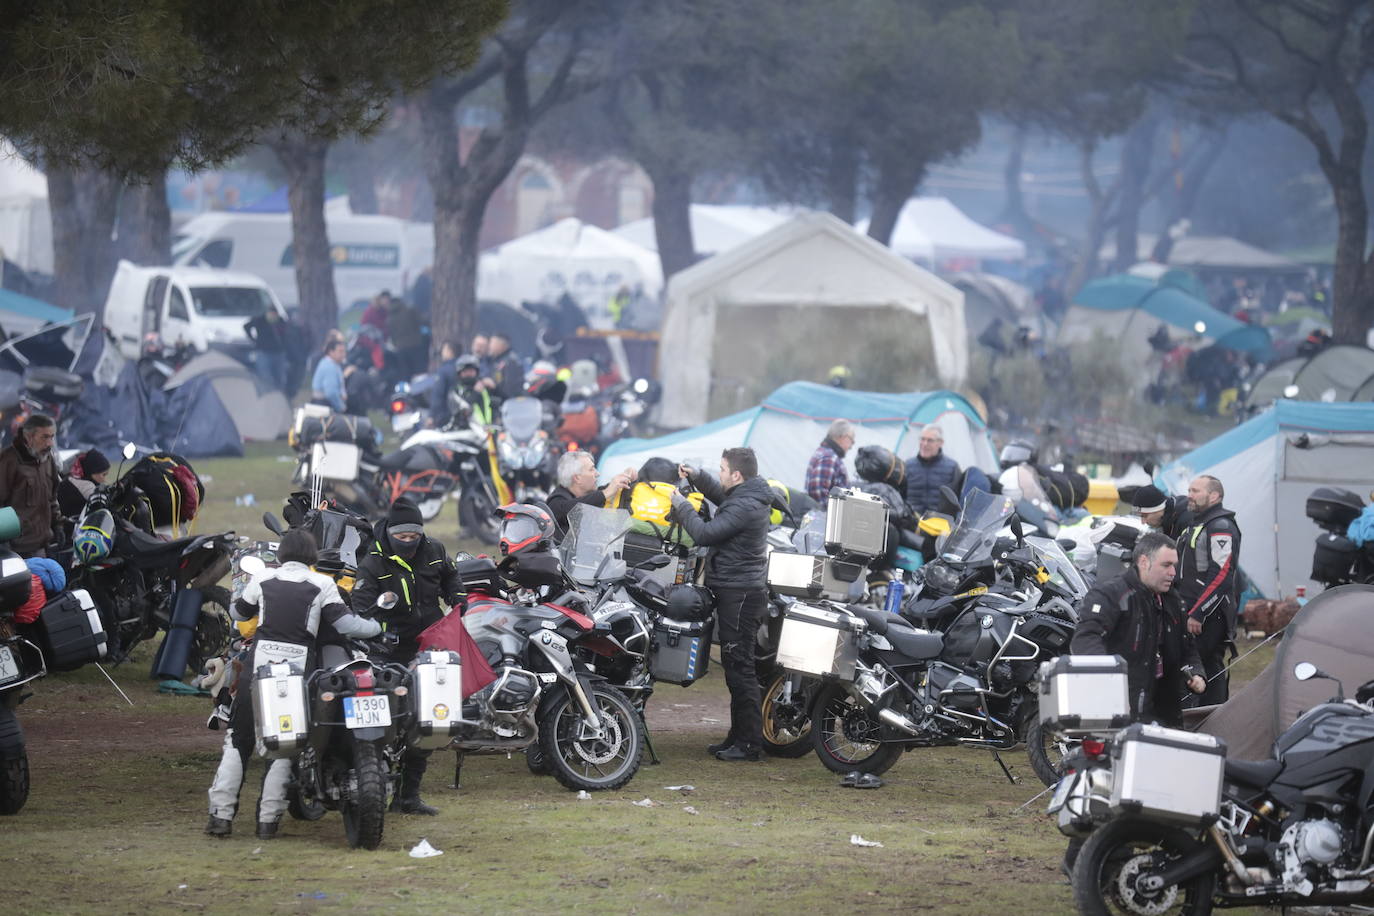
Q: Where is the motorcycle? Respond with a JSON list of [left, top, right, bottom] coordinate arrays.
[[1053, 661, 1374, 914], [493, 396, 556, 504], [1307, 486, 1374, 589], [777, 490, 1082, 786], [72, 444, 236, 674], [0, 544, 45, 815], [441, 543, 645, 793]]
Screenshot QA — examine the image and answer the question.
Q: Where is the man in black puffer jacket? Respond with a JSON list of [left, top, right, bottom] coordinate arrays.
[[670, 448, 772, 762], [351, 498, 464, 815], [903, 425, 960, 516]]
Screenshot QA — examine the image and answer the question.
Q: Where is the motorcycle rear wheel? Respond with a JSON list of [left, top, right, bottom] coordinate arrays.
[[760, 673, 816, 758], [1073, 817, 1215, 915], [0, 705, 28, 816], [810, 684, 903, 776], [340, 740, 387, 850], [539, 684, 643, 792]]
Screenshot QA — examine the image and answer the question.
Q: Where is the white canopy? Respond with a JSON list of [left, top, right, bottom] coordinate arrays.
[[857, 197, 1027, 263], [0, 141, 51, 275], [477, 217, 663, 328], [612, 204, 798, 257], [659, 211, 968, 429], [1103, 234, 1302, 272]]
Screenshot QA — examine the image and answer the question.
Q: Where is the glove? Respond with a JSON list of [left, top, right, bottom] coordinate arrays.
[[378, 631, 400, 648]]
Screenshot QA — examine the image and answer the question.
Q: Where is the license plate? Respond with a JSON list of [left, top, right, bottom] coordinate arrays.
[[1047, 773, 1076, 814], [343, 694, 391, 729], [0, 646, 17, 685]]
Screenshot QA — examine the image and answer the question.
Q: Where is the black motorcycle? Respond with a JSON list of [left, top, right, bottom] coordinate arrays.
[[1307, 485, 1374, 589], [0, 547, 45, 815], [1055, 661, 1374, 914], [778, 493, 1081, 786]]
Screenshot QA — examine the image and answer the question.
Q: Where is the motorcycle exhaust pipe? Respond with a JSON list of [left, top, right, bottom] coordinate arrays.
[[1135, 829, 1232, 892], [876, 707, 921, 736]]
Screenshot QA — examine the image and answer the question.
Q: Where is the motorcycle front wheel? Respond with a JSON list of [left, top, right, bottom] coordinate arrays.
[[538, 683, 643, 792], [191, 586, 233, 674], [458, 485, 501, 546], [340, 740, 387, 850], [760, 673, 816, 758], [810, 683, 903, 776], [0, 705, 28, 816], [1022, 704, 1069, 788], [1073, 817, 1216, 916]]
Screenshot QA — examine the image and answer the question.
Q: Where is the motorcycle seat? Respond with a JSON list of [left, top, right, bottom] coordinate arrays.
[[843, 603, 905, 635], [378, 448, 418, 471], [1224, 758, 1281, 789], [884, 626, 945, 660], [117, 525, 214, 569]]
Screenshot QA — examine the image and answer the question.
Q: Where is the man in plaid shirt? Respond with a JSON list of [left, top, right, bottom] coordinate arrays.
[[805, 419, 855, 502]]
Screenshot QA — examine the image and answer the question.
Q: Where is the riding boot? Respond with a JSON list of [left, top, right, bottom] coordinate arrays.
[[390, 748, 438, 815]]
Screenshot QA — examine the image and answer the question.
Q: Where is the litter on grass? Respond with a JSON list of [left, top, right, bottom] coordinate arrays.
[[683, 806, 699, 816], [850, 835, 884, 848], [632, 798, 658, 808], [576, 790, 592, 800], [409, 839, 443, 858], [664, 785, 695, 791]]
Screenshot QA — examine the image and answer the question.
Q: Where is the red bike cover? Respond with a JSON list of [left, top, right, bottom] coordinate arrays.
[[418, 608, 498, 698]]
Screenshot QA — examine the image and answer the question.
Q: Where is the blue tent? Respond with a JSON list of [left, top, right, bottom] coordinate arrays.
[[600, 381, 996, 490], [0, 288, 74, 337], [1072, 275, 1272, 357], [1158, 401, 1374, 598]]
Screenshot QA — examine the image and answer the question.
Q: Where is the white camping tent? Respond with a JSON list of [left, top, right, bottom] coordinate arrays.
[[164, 350, 292, 441], [1159, 401, 1374, 599], [612, 204, 798, 258], [1103, 234, 1303, 273], [0, 142, 51, 275], [477, 217, 663, 328], [856, 197, 1026, 263], [658, 211, 968, 429], [600, 382, 997, 489]]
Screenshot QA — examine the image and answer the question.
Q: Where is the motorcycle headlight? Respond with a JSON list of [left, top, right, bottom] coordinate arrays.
[[619, 399, 644, 420], [498, 434, 520, 466], [524, 435, 548, 467]]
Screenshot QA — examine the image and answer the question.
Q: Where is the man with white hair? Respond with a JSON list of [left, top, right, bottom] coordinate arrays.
[[805, 419, 854, 502], [546, 451, 633, 536], [904, 424, 960, 516]]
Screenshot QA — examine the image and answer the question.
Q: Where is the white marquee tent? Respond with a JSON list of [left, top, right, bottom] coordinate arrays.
[[658, 211, 968, 429], [477, 217, 663, 328], [1159, 401, 1374, 599], [0, 142, 51, 275], [856, 197, 1026, 263], [613, 204, 798, 258]]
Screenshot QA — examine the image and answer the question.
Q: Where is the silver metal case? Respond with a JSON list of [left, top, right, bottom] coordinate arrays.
[[1109, 723, 1226, 826], [409, 650, 464, 749], [254, 661, 309, 758], [775, 603, 866, 680], [766, 552, 861, 600], [824, 488, 889, 559], [1038, 655, 1131, 735]]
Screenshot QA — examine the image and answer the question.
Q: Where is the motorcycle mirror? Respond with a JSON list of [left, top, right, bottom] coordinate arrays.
[[636, 553, 673, 571], [121, 442, 137, 460], [1010, 515, 1025, 543], [1294, 662, 1319, 681], [239, 555, 266, 578], [262, 512, 285, 537], [377, 591, 399, 610], [939, 485, 960, 508]]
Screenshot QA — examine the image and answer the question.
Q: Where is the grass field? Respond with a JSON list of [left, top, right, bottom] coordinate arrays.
[[0, 440, 1279, 914]]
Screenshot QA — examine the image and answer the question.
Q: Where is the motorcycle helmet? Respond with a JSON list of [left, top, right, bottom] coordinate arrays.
[[73, 508, 115, 565], [497, 503, 555, 557], [664, 584, 714, 623], [455, 356, 481, 386], [998, 439, 1037, 470]]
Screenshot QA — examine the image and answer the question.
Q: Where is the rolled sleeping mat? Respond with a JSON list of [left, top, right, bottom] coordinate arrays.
[[0, 506, 20, 543], [153, 587, 204, 681]]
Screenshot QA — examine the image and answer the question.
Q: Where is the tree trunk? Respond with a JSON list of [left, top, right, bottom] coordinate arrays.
[[1064, 140, 1118, 301], [114, 175, 171, 266], [1109, 112, 1160, 274], [825, 141, 859, 225], [999, 125, 1035, 239], [1330, 168, 1371, 344], [1151, 129, 1228, 264], [866, 159, 924, 249], [273, 134, 339, 352], [647, 166, 695, 280], [46, 165, 121, 317]]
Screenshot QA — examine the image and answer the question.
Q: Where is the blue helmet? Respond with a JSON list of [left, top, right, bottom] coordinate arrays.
[[73, 509, 115, 565]]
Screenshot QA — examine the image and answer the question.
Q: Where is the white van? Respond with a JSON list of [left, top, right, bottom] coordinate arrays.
[[171, 211, 434, 313], [103, 260, 287, 359]]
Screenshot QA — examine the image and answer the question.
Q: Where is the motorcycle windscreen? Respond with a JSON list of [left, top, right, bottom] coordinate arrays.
[[1026, 536, 1089, 604], [560, 504, 632, 585], [500, 397, 543, 441], [940, 489, 1015, 565]]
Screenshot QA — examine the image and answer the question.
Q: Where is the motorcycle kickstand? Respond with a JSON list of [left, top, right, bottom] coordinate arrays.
[[640, 712, 661, 766], [450, 749, 465, 790], [991, 750, 1018, 785]]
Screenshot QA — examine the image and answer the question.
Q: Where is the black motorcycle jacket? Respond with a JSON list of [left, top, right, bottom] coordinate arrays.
[[1176, 503, 1241, 627], [351, 519, 464, 660], [671, 473, 772, 590], [1157, 495, 1194, 540], [1071, 568, 1201, 722]]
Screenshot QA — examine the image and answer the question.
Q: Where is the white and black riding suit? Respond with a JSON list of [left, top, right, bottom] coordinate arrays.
[[207, 561, 380, 827]]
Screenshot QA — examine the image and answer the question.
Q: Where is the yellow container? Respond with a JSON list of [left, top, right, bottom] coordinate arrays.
[[628, 481, 703, 525], [1085, 479, 1121, 517]]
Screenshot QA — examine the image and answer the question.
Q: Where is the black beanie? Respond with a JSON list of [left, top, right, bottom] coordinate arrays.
[[81, 449, 111, 477], [1131, 485, 1167, 514], [387, 497, 424, 532]]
